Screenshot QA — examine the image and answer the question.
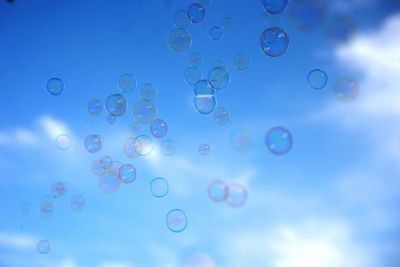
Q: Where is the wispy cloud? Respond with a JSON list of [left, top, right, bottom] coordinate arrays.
[[0, 231, 38, 250]]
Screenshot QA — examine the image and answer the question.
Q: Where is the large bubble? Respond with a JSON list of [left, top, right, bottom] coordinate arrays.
[[262, 0, 288, 14], [150, 119, 168, 139], [118, 73, 136, 93], [150, 177, 169, 198], [173, 10, 192, 29], [260, 27, 289, 57], [307, 69, 328, 90], [134, 135, 154, 156], [118, 163, 137, 184], [168, 28, 192, 53], [184, 67, 202, 85], [208, 67, 230, 90], [265, 126, 293, 155], [166, 209, 188, 233], [87, 99, 103, 115], [139, 83, 157, 102], [212, 107, 230, 125], [39, 195, 54, 219], [84, 134, 102, 153], [47, 78, 64, 96], [334, 78, 359, 102], [233, 53, 251, 71], [133, 100, 157, 124], [226, 183, 247, 208], [209, 26, 223, 40], [37, 240, 51, 254], [105, 94, 127, 117], [187, 3, 205, 23], [208, 180, 228, 202]]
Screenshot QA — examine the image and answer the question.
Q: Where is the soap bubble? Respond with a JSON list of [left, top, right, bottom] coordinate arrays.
[[334, 78, 359, 102], [184, 67, 202, 85], [222, 17, 235, 30], [174, 10, 191, 29], [208, 180, 228, 202], [139, 83, 157, 102], [198, 143, 211, 156], [56, 134, 71, 150], [84, 135, 102, 153], [289, 0, 325, 32], [105, 93, 127, 117], [150, 119, 168, 139], [231, 129, 252, 151], [47, 78, 63, 96], [187, 3, 205, 23], [106, 115, 117, 125], [39, 195, 54, 219], [188, 52, 204, 67], [118, 163, 137, 184], [133, 100, 157, 124], [262, 0, 288, 14], [194, 80, 214, 96], [212, 107, 230, 125], [150, 177, 169, 198], [70, 195, 85, 212], [100, 156, 113, 169], [260, 27, 289, 57], [51, 182, 66, 198], [98, 173, 121, 194], [327, 18, 356, 44], [91, 159, 106, 176], [209, 26, 223, 40], [37, 240, 51, 254], [118, 73, 136, 93], [87, 99, 103, 115], [161, 139, 176, 156], [129, 121, 141, 136], [307, 69, 328, 89], [168, 28, 192, 53], [108, 161, 122, 178], [226, 183, 247, 208], [123, 137, 139, 158], [166, 209, 188, 233], [208, 67, 230, 90], [265, 126, 293, 155], [233, 53, 251, 71], [134, 135, 153, 156], [193, 95, 217, 114]]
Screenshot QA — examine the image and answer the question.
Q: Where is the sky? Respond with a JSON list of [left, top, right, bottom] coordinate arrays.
[[0, 0, 400, 266]]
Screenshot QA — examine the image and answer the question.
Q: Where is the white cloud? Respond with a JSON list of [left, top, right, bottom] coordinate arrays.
[[0, 231, 38, 250], [38, 115, 72, 139]]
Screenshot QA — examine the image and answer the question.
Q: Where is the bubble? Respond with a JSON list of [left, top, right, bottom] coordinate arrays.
[[166, 209, 188, 233], [334, 78, 359, 102], [84, 135, 102, 153], [105, 93, 127, 117], [260, 27, 289, 57], [87, 99, 103, 115], [139, 83, 157, 102], [118, 73, 136, 93], [51, 182, 66, 198], [150, 119, 168, 139], [213, 60, 227, 71], [100, 156, 113, 169], [327, 18, 356, 44], [108, 161, 122, 177], [133, 100, 157, 124], [70, 195, 85, 212], [118, 163, 137, 184], [150, 177, 169, 198], [106, 115, 117, 125], [233, 53, 251, 71], [231, 129, 252, 151], [307, 69, 328, 89], [91, 159, 106, 176], [168, 28, 192, 53], [37, 240, 51, 254], [184, 67, 202, 85], [209, 26, 223, 40], [20, 202, 31, 215], [47, 78, 63, 96], [207, 180, 227, 202], [227, 184, 247, 208], [187, 3, 205, 23], [208, 67, 230, 90], [39, 195, 54, 219], [123, 137, 139, 158], [193, 95, 217, 114], [98, 173, 121, 194], [289, 0, 325, 32], [262, 0, 288, 14], [174, 10, 192, 28], [134, 135, 153, 156], [161, 139, 176, 156], [198, 143, 211, 156], [212, 107, 230, 125], [265, 126, 293, 155], [188, 52, 204, 67], [56, 134, 71, 150], [194, 80, 214, 96], [222, 17, 235, 30], [129, 121, 141, 136]]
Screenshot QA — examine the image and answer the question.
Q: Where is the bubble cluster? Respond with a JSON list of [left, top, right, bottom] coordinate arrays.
[[37, 240, 51, 254], [87, 99, 103, 115], [133, 100, 157, 124], [150, 177, 169, 198], [226, 183, 247, 208], [209, 26, 223, 40], [198, 143, 211, 156], [233, 53, 251, 71], [212, 108, 230, 125], [84, 135, 102, 153], [51, 182, 66, 198], [265, 126, 293, 155], [334, 78, 359, 102], [208, 180, 228, 202], [260, 27, 289, 57], [187, 3, 205, 23], [91, 159, 106, 176], [262, 0, 288, 14], [56, 134, 71, 150], [174, 10, 191, 29], [166, 209, 188, 233], [47, 78, 64, 96], [184, 67, 202, 85], [70, 195, 85, 212], [307, 69, 328, 90], [105, 94, 127, 117], [168, 28, 192, 53], [118, 73, 136, 93], [194, 80, 214, 96], [150, 119, 168, 139], [161, 139, 176, 156], [118, 163, 137, 184], [208, 67, 230, 90]]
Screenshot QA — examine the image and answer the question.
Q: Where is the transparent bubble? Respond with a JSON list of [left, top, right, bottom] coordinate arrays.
[[262, 0, 288, 14], [39, 195, 54, 219], [231, 129, 252, 151], [84, 135, 102, 153], [98, 173, 121, 194], [194, 80, 214, 96], [150, 119, 168, 139], [20, 202, 31, 215], [193, 95, 217, 114], [307, 69, 328, 89], [51, 182, 66, 198], [209, 26, 223, 40], [150, 177, 169, 198], [265, 126, 293, 155], [233, 53, 251, 71], [140, 83, 157, 102], [227, 183, 247, 208], [56, 134, 71, 150], [222, 17, 235, 30], [198, 143, 211, 156], [327, 18, 355, 44], [37, 240, 51, 254], [123, 137, 139, 158], [187, 3, 205, 23], [161, 139, 176, 156], [106, 115, 117, 125], [118, 163, 137, 184], [70, 195, 85, 212], [289, 0, 325, 32], [91, 159, 106, 176], [168, 28, 192, 53], [133, 100, 157, 124], [197, 0, 212, 5], [166, 209, 188, 233], [184, 67, 202, 86], [129, 121, 141, 136], [174, 10, 192, 29], [108, 161, 122, 177], [100, 156, 113, 169], [260, 27, 289, 57], [118, 73, 136, 93], [87, 99, 103, 115], [208, 67, 230, 90], [181, 252, 216, 267], [334, 78, 359, 102], [212, 107, 229, 125], [188, 52, 204, 67], [105, 93, 127, 117], [208, 180, 228, 202], [47, 78, 63, 96], [134, 135, 153, 156], [213, 60, 227, 71]]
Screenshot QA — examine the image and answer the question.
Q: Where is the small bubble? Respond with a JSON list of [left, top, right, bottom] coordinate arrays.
[[173, 10, 192, 28], [226, 183, 247, 208], [47, 78, 64, 96], [105, 94, 127, 117], [198, 143, 211, 156], [118, 73, 136, 93], [233, 53, 251, 71], [166, 209, 188, 233], [168, 28, 192, 53], [150, 119, 168, 139], [209, 26, 223, 40], [37, 240, 51, 254], [208, 180, 228, 202], [307, 69, 328, 90], [265, 126, 293, 155], [118, 163, 137, 184], [260, 27, 289, 57], [150, 177, 169, 198], [87, 99, 103, 115], [212, 107, 230, 125], [56, 134, 71, 150]]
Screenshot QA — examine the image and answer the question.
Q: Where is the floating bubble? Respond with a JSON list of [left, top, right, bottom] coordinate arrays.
[[208, 180, 228, 202], [20, 202, 31, 215], [118, 163, 137, 184], [222, 17, 235, 30], [123, 137, 139, 158], [213, 60, 227, 71], [39, 195, 54, 219], [198, 143, 211, 156], [51, 182, 66, 198], [209, 26, 223, 40], [37, 240, 51, 254], [208, 67, 230, 90], [307, 69, 328, 90], [91, 159, 106, 176], [231, 129, 252, 151], [129, 121, 141, 136], [262, 0, 288, 14], [327, 18, 355, 44], [184, 67, 202, 85], [166, 209, 188, 233], [193, 95, 217, 114], [194, 80, 214, 96], [150, 119, 168, 139], [118, 73, 136, 93], [174, 10, 192, 28], [98, 173, 121, 194], [87, 99, 103, 115], [227, 183, 247, 208], [108, 161, 122, 178], [212, 107, 229, 125], [289, 0, 325, 32], [70, 195, 85, 212], [265, 126, 293, 155], [168, 28, 192, 53], [140, 83, 157, 102], [187, 3, 205, 23], [84, 135, 102, 153], [133, 100, 157, 124], [106, 115, 117, 125], [47, 78, 63, 96], [260, 27, 289, 57], [134, 135, 153, 156], [100, 156, 113, 169], [233, 53, 251, 71], [150, 177, 169, 198], [105, 93, 127, 117], [334, 78, 359, 102], [188, 52, 204, 67], [56, 134, 71, 150], [161, 139, 176, 156]]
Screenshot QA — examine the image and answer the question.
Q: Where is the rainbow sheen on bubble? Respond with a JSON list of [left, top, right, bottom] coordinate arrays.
[[47, 77, 64, 96], [307, 69, 328, 90], [150, 177, 169, 198], [166, 209, 188, 233], [134, 135, 153, 156], [265, 126, 293, 155], [260, 27, 289, 57]]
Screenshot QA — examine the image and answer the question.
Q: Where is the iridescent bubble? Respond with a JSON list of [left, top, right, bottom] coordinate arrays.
[[168, 28, 192, 53], [106, 115, 117, 125], [20, 202, 31, 215], [47, 78, 63, 96], [260, 27, 289, 57], [212, 107, 229, 125], [233, 53, 251, 71], [334, 78, 359, 102], [209, 26, 223, 40], [150, 177, 169, 198], [150, 119, 168, 139], [123, 137, 138, 158], [37, 240, 51, 254], [118, 163, 137, 184], [98, 173, 121, 194], [87, 99, 103, 115], [100, 156, 113, 169], [105, 93, 127, 117], [198, 143, 211, 156], [39, 195, 54, 219], [289, 0, 325, 32], [70, 195, 85, 212], [208, 67, 230, 90], [213, 60, 227, 71], [134, 135, 153, 156], [327, 18, 356, 44], [208, 180, 228, 202], [129, 121, 141, 136], [262, 0, 288, 14], [84, 135, 102, 153], [184, 67, 202, 85], [133, 100, 157, 124], [193, 95, 217, 114], [187, 3, 205, 23], [140, 83, 157, 102], [56, 134, 71, 150], [227, 184, 247, 208], [161, 139, 176, 156], [222, 17, 235, 30], [231, 129, 252, 151], [166, 209, 188, 233], [307, 69, 328, 89], [174, 10, 192, 29], [91, 159, 106, 176], [51, 182, 66, 198], [188, 52, 204, 67], [118, 73, 136, 93], [265, 126, 293, 155], [194, 80, 214, 96]]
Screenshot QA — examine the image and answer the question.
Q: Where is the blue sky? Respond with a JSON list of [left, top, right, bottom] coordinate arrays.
[[1, 0, 400, 266]]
